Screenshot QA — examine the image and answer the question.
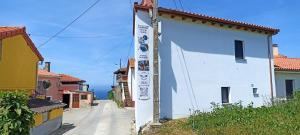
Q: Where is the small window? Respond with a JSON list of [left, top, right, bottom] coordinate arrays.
[[253, 88, 259, 97], [235, 40, 245, 59], [221, 87, 230, 104], [46, 96, 52, 101], [81, 95, 87, 100], [0, 40, 2, 61]]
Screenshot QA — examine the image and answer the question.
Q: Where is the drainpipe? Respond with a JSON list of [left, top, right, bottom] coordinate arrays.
[[267, 35, 274, 103]]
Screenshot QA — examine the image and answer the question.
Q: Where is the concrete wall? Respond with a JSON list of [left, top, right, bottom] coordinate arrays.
[[134, 10, 154, 130], [158, 16, 275, 119], [128, 67, 136, 101], [275, 71, 300, 97], [0, 35, 39, 95], [38, 76, 62, 101], [134, 10, 275, 130], [31, 116, 62, 135], [61, 84, 80, 92]]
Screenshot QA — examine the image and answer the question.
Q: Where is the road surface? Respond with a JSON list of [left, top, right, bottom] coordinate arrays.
[[51, 100, 134, 135]]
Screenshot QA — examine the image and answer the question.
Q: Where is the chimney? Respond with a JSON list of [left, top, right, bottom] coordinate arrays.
[[44, 62, 51, 72], [272, 44, 279, 57], [141, 0, 153, 7]]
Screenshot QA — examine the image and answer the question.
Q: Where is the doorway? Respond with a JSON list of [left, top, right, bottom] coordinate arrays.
[[63, 94, 70, 108], [72, 94, 80, 108], [285, 80, 294, 99]]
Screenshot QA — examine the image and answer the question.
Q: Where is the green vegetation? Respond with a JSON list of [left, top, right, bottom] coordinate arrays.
[[189, 92, 300, 135], [142, 119, 195, 135], [0, 91, 34, 135], [107, 90, 114, 100], [143, 92, 300, 135]]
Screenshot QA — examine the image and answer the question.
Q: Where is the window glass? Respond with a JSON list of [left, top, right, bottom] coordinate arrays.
[[221, 87, 230, 103], [81, 95, 87, 100], [235, 40, 244, 59]]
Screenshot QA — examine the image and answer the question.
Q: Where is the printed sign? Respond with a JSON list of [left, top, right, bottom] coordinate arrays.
[[137, 25, 150, 100]]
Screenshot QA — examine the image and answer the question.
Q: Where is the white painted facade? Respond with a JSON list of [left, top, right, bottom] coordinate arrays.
[[128, 66, 136, 101], [275, 71, 300, 97], [134, 10, 276, 131]]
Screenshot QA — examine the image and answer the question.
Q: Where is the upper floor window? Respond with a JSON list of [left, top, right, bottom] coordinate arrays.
[[235, 40, 245, 59]]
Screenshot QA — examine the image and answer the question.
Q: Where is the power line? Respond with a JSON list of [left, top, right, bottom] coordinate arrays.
[[178, 0, 184, 10], [172, 0, 178, 9], [38, 0, 102, 48]]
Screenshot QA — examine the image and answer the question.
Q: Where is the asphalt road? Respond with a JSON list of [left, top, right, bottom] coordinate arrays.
[[51, 100, 134, 135]]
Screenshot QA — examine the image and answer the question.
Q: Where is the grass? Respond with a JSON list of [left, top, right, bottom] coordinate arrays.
[[143, 92, 300, 135], [189, 93, 300, 135], [142, 119, 195, 135]]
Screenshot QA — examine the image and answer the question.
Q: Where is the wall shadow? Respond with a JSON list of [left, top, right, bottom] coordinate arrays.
[[50, 123, 76, 135]]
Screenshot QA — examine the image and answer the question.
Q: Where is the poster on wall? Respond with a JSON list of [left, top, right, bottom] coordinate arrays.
[[137, 25, 150, 100]]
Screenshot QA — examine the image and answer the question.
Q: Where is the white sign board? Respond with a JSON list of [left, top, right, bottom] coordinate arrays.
[[137, 25, 150, 100]]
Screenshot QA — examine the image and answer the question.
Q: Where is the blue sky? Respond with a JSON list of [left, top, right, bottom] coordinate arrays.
[[1, 0, 299, 91]]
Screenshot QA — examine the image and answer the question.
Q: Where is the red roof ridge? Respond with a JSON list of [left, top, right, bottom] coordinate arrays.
[[58, 74, 85, 82], [0, 26, 44, 61], [134, 2, 279, 35], [38, 69, 60, 77]]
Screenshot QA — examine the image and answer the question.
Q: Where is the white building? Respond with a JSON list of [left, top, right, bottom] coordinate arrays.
[[133, 0, 279, 131], [273, 45, 300, 98]]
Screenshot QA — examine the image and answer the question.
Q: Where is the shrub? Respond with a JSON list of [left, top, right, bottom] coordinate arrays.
[[188, 92, 300, 135], [107, 90, 114, 100], [0, 91, 34, 135]]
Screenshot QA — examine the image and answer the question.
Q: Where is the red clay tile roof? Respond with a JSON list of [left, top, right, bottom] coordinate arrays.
[[274, 57, 300, 71], [0, 26, 44, 61], [38, 69, 60, 77], [134, 0, 279, 35], [59, 74, 85, 82]]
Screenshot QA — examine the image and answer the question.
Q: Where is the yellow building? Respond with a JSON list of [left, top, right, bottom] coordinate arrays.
[[0, 27, 44, 94]]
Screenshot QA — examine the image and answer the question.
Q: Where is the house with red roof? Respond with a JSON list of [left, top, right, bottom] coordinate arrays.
[[273, 45, 300, 98], [37, 62, 63, 101], [133, 0, 279, 130], [59, 73, 93, 108], [0, 26, 43, 95]]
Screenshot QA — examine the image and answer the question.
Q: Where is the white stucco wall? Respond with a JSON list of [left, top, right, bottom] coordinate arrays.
[[134, 10, 276, 131], [134, 10, 154, 131], [275, 71, 300, 97], [128, 67, 136, 101]]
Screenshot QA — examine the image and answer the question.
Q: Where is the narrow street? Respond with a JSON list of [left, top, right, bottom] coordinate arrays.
[[51, 100, 134, 135]]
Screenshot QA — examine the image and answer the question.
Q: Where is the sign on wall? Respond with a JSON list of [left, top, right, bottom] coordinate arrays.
[[137, 25, 150, 100]]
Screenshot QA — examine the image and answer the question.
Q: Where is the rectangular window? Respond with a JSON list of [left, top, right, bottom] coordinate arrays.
[[221, 87, 230, 104], [235, 40, 244, 59], [81, 95, 87, 100], [0, 40, 2, 61]]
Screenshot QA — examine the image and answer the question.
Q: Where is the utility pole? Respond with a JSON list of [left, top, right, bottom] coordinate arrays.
[[152, 0, 160, 124]]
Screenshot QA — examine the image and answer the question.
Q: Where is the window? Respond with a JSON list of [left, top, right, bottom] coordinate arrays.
[[253, 88, 259, 97], [81, 95, 87, 100], [221, 87, 230, 104], [46, 96, 52, 101], [0, 40, 2, 61], [235, 40, 245, 59]]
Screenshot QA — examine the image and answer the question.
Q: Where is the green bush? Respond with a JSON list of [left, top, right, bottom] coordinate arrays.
[[0, 91, 34, 135], [107, 90, 114, 100], [188, 93, 300, 135]]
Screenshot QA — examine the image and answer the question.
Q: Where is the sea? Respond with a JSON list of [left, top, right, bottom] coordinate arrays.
[[94, 90, 109, 100], [90, 85, 111, 100]]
